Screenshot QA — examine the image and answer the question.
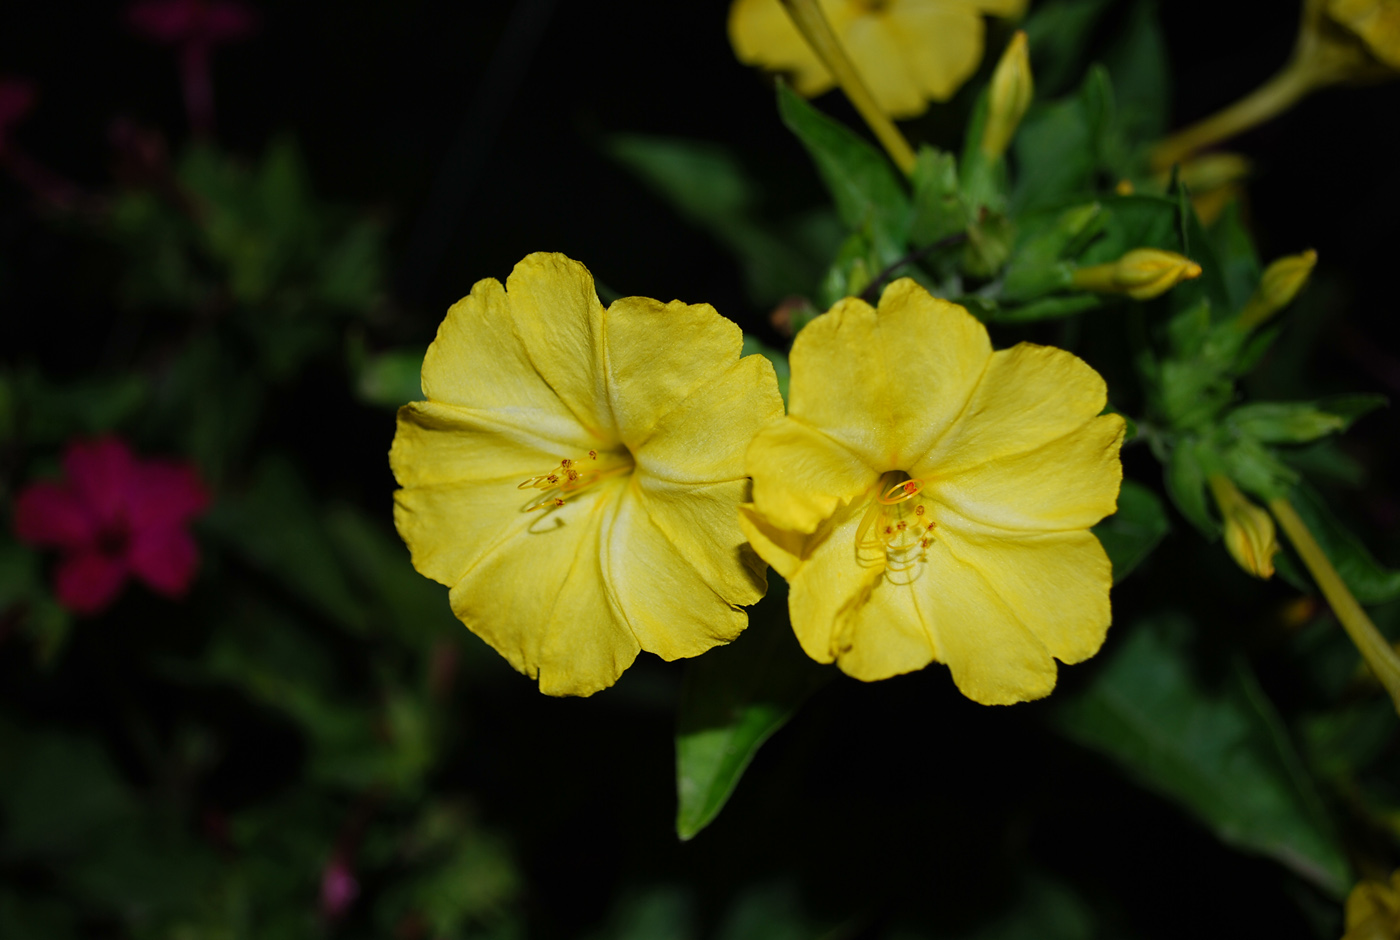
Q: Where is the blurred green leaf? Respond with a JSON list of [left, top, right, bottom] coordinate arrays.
[[1055, 615, 1350, 896], [609, 134, 820, 305], [1101, 0, 1171, 147], [1164, 436, 1217, 536], [1011, 67, 1113, 214], [1226, 396, 1385, 444], [354, 346, 425, 410], [1093, 478, 1170, 583], [1273, 483, 1400, 605], [0, 890, 77, 940], [1023, 0, 1115, 96], [205, 456, 368, 632], [908, 145, 966, 247], [1209, 201, 1261, 312], [777, 82, 909, 262], [675, 593, 829, 841]]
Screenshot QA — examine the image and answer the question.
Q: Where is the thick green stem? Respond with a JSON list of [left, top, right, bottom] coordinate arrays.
[[778, 0, 917, 175], [1270, 497, 1400, 715]]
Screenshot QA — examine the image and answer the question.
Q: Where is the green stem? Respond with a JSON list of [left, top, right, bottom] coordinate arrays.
[[1270, 497, 1400, 715], [1151, 63, 1316, 171], [778, 0, 917, 175]]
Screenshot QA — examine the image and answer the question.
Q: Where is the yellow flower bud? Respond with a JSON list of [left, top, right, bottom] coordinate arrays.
[[980, 31, 1033, 160], [1071, 248, 1203, 301], [1341, 869, 1400, 940], [1237, 249, 1318, 330], [1324, 0, 1400, 71], [1208, 475, 1278, 579]]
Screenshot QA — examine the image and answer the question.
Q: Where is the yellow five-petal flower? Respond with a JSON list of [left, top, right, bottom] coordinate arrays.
[[729, 0, 1027, 119], [739, 279, 1125, 705], [391, 253, 783, 696]]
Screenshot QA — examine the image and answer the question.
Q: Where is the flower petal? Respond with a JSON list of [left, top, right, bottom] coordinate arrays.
[[13, 481, 97, 549], [738, 504, 807, 581], [930, 414, 1125, 532], [747, 418, 877, 534], [54, 551, 128, 615], [917, 343, 1109, 477], [843, 12, 928, 117], [504, 253, 614, 438], [887, 0, 984, 104], [638, 476, 768, 609], [128, 526, 200, 597], [937, 526, 1112, 666], [600, 295, 758, 456], [125, 461, 209, 531], [728, 0, 835, 95], [446, 483, 639, 697], [418, 264, 586, 442], [637, 353, 784, 485], [788, 280, 991, 472], [605, 479, 755, 661], [391, 403, 599, 587], [64, 437, 135, 528]]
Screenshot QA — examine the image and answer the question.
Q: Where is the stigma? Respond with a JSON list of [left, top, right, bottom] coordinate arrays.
[[856, 472, 936, 572], [518, 449, 627, 511]]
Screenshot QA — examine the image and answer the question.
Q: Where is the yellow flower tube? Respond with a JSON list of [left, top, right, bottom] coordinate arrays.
[[1270, 496, 1400, 716], [391, 253, 783, 696], [740, 278, 1124, 705]]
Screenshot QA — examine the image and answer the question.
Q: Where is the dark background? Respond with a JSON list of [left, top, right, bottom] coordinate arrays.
[[2, 2, 1398, 937]]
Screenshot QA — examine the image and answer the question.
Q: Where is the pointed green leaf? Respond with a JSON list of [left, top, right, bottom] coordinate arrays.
[[1055, 615, 1351, 896], [1093, 478, 1170, 583]]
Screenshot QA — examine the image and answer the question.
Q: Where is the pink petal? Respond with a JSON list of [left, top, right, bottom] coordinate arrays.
[[128, 0, 200, 42], [64, 437, 135, 529], [54, 551, 128, 615], [128, 526, 199, 597], [126, 460, 210, 531], [204, 1, 257, 41], [13, 480, 98, 549]]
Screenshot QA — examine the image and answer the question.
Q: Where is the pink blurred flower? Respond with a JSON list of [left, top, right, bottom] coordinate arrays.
[[0, 79, 36, 156], [127, 0, 257, 138], [319, 854, 360, 919], [13, 437, 209, 615]]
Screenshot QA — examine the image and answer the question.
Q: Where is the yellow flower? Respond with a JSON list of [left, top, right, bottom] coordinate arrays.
[[1343, 870, 1400, 940], [1321, 0, 1400, 70], [390, 253, 784, 696], [738, 279, 1125, 705], [729, 0, 1028, 119]]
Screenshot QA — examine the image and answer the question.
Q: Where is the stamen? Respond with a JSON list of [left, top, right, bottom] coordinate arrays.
[[858, 472, 938, 575], [519, 451, 629, 512], [878, 478, 923, 505]]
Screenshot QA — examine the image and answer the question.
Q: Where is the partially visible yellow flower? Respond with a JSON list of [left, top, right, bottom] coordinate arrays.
[[739, 279, 1125, 705], [729, 0, 1028, 119], [1071, 248, 1203, 301], [1324, 0, 1400, 70], [1343, 870, 1400, 940], [391, 253, 783, 696], [1208, 475, 1278, 579]]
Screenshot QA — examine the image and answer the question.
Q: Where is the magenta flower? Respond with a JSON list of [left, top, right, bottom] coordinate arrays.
[[13, 438, 209, 615], [128, 0, 257, 137], [319, 854, 359, 920]]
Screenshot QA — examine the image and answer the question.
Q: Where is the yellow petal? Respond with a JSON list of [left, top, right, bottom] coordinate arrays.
[[605, 296, 780, 473], [605, 480, 755, 661], [788, 279, 991, 471], [446, 481, 639, 697], [886, 0, 985, 105], [728, 0, 835, 95], [930, 414, 1125, 532], [504, 253, 613, 438], [391, 402, 602, 586], [748, 418, 878, 533], [418, 273, 581, 439], [918, 343, 1108, 477], [937, 526, 1112, 665], [842, 14, 928, 118], [639, 353, 783, 484], [738, 503, 808, 580]]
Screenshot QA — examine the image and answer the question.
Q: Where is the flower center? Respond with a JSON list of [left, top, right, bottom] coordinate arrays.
[[517, 449, 631, 512], [856, 471, 937, 572]]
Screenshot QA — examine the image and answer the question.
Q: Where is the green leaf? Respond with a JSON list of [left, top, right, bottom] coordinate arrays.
[[1054, 615, 1351, 896], [1273, 483, 1400, 605], [1209, 200, 1261, 313], [1101, 0, 1171, 147], [355, 346, 425, 410], [1023, 0, 1116, 96], [204, 456, 368, 632], [1225, 399, 1383, 444], [1010, 67, 1113, 214], [675, 593, 829, 840], [776, 82, 909, 262], [1164, 435, 1217, 537], [907, 146, 967, 246], [608, 134, 820, 305], [1092, 479, 1170, 583]]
